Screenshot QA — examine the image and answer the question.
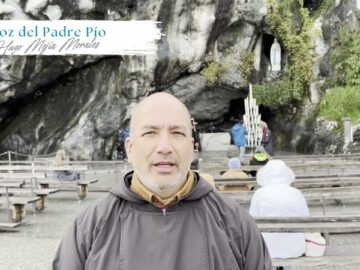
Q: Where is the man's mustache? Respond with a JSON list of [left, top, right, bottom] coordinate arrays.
[[151, 156, 178, 165]]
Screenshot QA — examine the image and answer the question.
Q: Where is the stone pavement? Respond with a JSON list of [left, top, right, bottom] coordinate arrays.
[[0, 191, 106, 270], [0, 167, 119, 270]]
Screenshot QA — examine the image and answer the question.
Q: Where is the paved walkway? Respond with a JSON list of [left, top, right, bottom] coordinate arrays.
[[0, 191, 105, 270]]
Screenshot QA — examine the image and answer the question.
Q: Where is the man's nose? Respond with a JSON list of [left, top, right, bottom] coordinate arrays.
[[156, 133, 173, 155]]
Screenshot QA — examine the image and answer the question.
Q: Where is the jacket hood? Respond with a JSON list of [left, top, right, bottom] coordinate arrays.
[[256, 159, 295, 187], [110, 171, 213, 204]]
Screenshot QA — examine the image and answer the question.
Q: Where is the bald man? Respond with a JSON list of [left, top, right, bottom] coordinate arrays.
[[53, 93, 272, 270]]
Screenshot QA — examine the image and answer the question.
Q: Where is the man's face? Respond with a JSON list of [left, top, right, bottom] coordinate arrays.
[[125, 97, 194, 194]]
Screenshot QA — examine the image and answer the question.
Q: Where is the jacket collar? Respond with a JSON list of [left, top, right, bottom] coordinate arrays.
[[110, 170, 213, 205], [130, 171, 195, 207]]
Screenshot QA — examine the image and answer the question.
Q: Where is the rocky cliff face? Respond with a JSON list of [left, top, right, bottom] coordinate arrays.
[[0, 0, 358, 159]]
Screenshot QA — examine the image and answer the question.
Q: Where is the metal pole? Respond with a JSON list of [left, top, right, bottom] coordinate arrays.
[[115, 162, 119, 184], [8, 151, 11, 166], [31, 177, 37, 215], [6, 187, 12, 223]]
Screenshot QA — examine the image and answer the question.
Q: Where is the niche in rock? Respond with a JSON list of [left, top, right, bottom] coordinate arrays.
[[303, 0, 322, 12], [224, 97, 246, 123], [262, 34, 284, 75], [258, 105, 275, 127]]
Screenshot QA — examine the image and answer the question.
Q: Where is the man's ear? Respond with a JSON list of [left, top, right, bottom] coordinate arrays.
[[125, 137, 133, 162]]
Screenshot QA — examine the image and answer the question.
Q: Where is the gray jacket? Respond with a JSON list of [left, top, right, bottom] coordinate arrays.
[[53, 172, 272, 270]]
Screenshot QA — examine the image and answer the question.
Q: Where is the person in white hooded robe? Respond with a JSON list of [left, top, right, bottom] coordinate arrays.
[[249, 159, 310, 270]]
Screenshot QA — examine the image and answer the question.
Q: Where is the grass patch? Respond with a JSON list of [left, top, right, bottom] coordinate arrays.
[[332, 28, 360, 86], [318, 86, 360, 128]]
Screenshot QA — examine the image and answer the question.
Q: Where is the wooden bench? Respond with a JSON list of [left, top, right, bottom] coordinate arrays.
[[257, 219, 360, 234], [0, 172, 46, 179], [0, 165, 97, 200], [255, 215, 360, 243], [211, 164, 360, 175], [0, 196, 41, 222], [0, 172, 60, 209], [272, 249, 360, 269], [0, 222, 21, 232], [225, 185, 360, 199], [0, 172, 47, 191], [203, 155, 360, 169], [253, 216, 360, 267], [0, 187, 59, 210], [272, 153, 360, 163], [206, 155, 360, 166], [0, 181, 25, 188], [209, 152, 360, 160], [38, 179, 99, 200], [0, 165, 87, 174], [223, 186, 360, 213], [215, 174, 360, 182], [215, 175, 360, 190]]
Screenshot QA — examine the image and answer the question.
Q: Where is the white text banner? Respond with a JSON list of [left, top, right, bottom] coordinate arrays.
[[0, 20, 162, 55]]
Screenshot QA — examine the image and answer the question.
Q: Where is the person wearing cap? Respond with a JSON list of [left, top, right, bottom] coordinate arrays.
[[220, 157, 252, 191], [249, 159, 310, 270], [53, 92, 272, 270], [249, 146, 270, 177]]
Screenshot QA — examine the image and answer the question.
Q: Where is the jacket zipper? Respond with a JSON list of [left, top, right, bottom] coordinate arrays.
[[162, 208, 167, 216]]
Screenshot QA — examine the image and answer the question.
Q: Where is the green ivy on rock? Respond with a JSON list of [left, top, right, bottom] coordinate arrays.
[[254, 0, 314, 107]]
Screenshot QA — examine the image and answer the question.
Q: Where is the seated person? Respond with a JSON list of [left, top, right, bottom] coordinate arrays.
[[219, 157, 252, 191], [190, 158, 215, 187], [192, 127, 202, 152], [116, 142, 127, 160], [117, 127, 129, 160], [249, 146, 270, 177], [249, 160, 310, 270], [55, 148, 79, 181]]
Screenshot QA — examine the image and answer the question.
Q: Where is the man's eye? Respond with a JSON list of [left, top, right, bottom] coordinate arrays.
[[173, 131, 186, 136], [142, 131, 156, 136]]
